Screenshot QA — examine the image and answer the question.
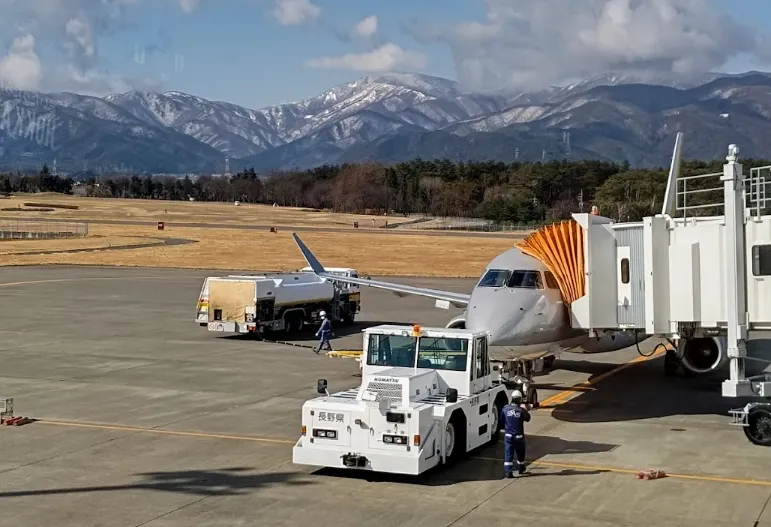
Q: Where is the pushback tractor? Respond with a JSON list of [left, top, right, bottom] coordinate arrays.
[[292, 324, 510, 475]]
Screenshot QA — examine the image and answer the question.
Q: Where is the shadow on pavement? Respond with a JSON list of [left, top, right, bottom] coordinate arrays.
[[221, 319, 408, 344], [550, 356, 759, 424], [313, 434, 617, 485], [0, 467, 313, 499]]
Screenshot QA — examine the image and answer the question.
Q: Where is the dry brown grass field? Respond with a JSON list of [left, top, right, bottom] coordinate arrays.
[[0, 196, 521, 277], [0, 193, 396, 227]]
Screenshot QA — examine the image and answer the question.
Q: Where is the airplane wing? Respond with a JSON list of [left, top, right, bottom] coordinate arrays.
[[291, 233, 470, 308]]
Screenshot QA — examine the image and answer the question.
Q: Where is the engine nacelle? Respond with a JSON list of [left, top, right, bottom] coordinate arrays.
[[446, 313, 466, 329], [679, 337, 728, 374]]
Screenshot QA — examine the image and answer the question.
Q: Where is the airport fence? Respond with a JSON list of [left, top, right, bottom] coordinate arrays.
[[391, 217, 545, 233], [0, 219, 89, 239]]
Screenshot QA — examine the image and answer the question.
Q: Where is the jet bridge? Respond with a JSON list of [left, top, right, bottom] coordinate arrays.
[[520, 133, 771, 446]]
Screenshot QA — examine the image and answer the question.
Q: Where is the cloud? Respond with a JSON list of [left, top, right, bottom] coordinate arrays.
[[272, 0, 321, 26], [0, 34, 44, 91], [65, 17, 95, 57], [178, 0, 199, 13], [352, 15, 377, 39], [0, 0, 169, 95], [306, 42, 427, 72], [421, 0, 771, 92]]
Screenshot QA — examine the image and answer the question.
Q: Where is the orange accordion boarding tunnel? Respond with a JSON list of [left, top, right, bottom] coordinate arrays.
[[515, 219, 586, 304]]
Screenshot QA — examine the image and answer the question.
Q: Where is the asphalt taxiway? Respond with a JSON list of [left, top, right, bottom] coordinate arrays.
[[0, 266, 770, 527]]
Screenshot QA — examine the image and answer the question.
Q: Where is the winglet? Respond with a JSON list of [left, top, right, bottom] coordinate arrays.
[[661, 131, 683, 217], [292, 233, 326, 275]]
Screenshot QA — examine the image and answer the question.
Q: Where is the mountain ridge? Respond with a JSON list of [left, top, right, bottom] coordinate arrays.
[[3, 70, 771, 173]]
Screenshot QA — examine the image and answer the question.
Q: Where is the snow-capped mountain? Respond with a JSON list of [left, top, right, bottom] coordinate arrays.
[[3, 70, 771, 172]]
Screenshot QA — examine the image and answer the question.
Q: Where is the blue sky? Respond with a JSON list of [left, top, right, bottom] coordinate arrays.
[[2, 0, 771, 109], [112, 0, 481, 106]]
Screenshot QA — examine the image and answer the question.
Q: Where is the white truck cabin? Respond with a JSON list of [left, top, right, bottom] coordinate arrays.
[[292, 324, 508, 475], [361, 324, 495, 397]]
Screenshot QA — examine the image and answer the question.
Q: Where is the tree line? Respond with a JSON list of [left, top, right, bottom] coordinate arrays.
[[3, 158, 771, 223]]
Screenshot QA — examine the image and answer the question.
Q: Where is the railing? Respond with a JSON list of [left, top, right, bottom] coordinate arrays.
[[0, 219, 88, 238], [391, 217, 544, 233], [675, 164, 771, 220], [747, 165, 771, 218], [676, 171, 724, 219]]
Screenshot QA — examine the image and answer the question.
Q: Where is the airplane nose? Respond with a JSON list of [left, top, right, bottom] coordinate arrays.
[[466, 290, 523, 345]]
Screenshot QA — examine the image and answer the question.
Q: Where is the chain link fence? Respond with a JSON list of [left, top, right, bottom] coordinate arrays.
[[0, 220, 89, 239], [390, 217, 544, 233]]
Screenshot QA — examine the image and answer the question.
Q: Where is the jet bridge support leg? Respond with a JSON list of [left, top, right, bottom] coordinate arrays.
[[720, 145, 750, 399], [718, 145, 771, 446]]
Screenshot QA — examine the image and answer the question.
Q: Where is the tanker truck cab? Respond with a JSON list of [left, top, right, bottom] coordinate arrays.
[[292, 325, 510, 475]]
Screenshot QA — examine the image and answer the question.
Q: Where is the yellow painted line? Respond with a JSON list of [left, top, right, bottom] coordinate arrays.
[[0, 277, 168, 288], [35, 419, 296, 445], [35, 420, 771, 489], [538, 345, 669, 409], [472, 457, 771, 488]]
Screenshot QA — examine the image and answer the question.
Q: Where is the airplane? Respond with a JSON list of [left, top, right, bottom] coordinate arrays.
[[291, 132, 767, 380], [292, 231, 642, 363]]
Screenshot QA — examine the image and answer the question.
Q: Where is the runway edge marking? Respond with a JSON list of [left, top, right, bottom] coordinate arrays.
[[470, 457, 771, 488]]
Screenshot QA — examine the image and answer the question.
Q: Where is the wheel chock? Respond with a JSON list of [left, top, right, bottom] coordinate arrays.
[[635, 469, 666, 480], [1, 416, 33, 426]]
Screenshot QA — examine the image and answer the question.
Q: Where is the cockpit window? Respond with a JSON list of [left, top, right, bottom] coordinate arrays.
[[506, 270, 543, 289], [544, 271, 559, 289], [477, 269, 511, 287]]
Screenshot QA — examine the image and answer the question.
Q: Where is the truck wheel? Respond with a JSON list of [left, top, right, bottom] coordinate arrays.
[[744, 406, 771, 446], [489, 399, 503, 444], [444, 413, 467, 464], [444, 420, 457, 461], [526, 387, 538, 408], [284, 313, 302, 333]]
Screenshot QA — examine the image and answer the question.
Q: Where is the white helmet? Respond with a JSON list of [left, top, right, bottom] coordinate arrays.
[[319, 311, 326, 318], [511, 389, 523, 402]]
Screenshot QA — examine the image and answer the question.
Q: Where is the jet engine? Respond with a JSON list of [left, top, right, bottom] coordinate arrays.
[[445, 313, 466, 329], [678, 337, 728, 374]]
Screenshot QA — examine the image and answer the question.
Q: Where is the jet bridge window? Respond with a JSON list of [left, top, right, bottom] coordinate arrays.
[[417, 337, 468, 371], [620, 258, 630, 284], [477, 269, 510, 287], [366, 334, 417, 368], [506, 270, 543, 289], [752, 244, 771, 276]]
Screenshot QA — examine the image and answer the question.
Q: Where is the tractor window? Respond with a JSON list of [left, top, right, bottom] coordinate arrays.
[[544, 271, 559, 289], [417, 337, 468, 371], [366, 334, 416, 368]]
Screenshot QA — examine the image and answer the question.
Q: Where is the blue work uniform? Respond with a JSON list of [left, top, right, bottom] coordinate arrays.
[[315, 317, 332, 352], [500, 403, 530, 476]]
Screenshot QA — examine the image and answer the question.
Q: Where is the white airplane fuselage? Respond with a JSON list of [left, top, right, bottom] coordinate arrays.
[[449, 247, 643, 361]]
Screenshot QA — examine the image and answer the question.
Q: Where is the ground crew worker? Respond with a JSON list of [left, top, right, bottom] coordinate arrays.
[[314, 311, 333, 354], [501, 389, 531, 477]]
